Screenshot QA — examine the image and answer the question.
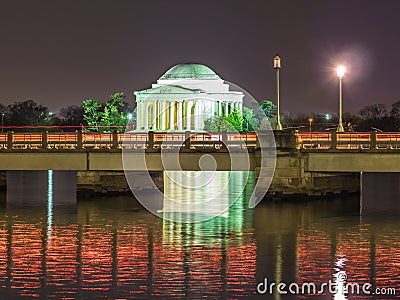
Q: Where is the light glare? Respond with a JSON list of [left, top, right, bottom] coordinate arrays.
[[337, 65, 346, 78]]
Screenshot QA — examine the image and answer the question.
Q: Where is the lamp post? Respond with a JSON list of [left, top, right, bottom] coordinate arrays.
[[308, 117, 313, 132], [336, 65, 346, 132], [274, 55, 283, 130], [1, 113, 4, 133]]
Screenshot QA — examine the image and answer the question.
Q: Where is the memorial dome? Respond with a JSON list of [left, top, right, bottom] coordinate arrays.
[[160, 63, 220, 80]]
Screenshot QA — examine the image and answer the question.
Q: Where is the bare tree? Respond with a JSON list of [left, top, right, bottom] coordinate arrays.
[[390, 100, 400, 118], [359, 104, 388, 120]]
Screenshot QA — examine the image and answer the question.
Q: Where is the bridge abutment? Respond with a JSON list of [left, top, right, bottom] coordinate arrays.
[[256, 132, 360, 199], [268, 151, 360, 198]]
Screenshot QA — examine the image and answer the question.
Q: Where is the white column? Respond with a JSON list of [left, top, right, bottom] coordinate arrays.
[[239, 101, 242, 113], [158, 101, 161, 129], [140, 100, 146, 129], [169, 101, 175, 130], [224, 101, 229, 116], [194, 101, 199, 130], [186, 101, 192, 130], [136, 101, 141, 129], [177, 101, 183, 131], [218, 101, 222, 117], [198, 101, 204, 130], [201, 101, 207, 125], [152, 101, 157, 130], [144, 101, 149, 131], [210, 100, 215, 117], [160, 101, 166, 130]]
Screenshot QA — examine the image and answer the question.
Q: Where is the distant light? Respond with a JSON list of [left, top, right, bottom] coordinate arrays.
[[337, 65, 346, 78], [308, 117, 313, 123], [325, 113, 331, 120], [127, 113, 133, 120], [274, 55, 281, 69], [49, 112, 53, 116]]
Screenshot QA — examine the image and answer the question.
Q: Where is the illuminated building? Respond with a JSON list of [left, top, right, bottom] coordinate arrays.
[[134, 63, 244, 131]]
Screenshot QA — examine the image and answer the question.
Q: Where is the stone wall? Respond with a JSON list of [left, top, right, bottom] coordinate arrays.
[[268, 150, 360, 197], [255, 132, 360, 199], [76, 171, 163, 197]]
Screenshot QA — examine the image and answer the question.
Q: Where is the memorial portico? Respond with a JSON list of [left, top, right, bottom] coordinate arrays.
[[134, 63, 244, 131]]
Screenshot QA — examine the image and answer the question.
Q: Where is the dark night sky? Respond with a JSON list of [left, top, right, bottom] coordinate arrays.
[[0, 0, 399, 114]]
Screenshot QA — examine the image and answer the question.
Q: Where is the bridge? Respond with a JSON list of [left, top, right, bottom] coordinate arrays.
[[0, 131, 399, 172], [299, 132, 400, 173], [1, 130, 400, 211], [0, 131, 257, 171]]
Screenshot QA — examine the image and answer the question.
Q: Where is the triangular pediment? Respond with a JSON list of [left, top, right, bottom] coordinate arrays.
[[134, 85, 202, 95]]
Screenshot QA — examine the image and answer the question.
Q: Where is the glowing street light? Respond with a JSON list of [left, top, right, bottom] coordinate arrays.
[[336, 65, 346, 132], [308, 117, 313, 132], [274, 55, 283, 130]]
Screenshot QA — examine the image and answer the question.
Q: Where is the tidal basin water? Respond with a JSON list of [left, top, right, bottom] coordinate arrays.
[[0, 171, 399, 299]]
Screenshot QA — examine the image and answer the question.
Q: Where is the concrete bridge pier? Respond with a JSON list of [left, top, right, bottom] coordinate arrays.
[[256, 132, 360, 200]]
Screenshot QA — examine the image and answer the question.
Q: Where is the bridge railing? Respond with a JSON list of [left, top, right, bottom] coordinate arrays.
[[2, 131, 400, 151], [0, 131, 258, 150], [298, 132, 400, 150]]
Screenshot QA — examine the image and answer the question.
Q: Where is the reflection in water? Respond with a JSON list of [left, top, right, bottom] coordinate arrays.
[[47, 170, 53, 238], [0, 171, 257, 299], [0, 171, 399, 299], [257, 200, 400, 299], [163, 171, 252, 223]]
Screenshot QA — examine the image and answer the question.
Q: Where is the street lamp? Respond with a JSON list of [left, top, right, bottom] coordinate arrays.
[[1, 113, 4, 133], [274, 55, 283, 130], [336, 65, 346, 132], [308, 117, 313, 132]]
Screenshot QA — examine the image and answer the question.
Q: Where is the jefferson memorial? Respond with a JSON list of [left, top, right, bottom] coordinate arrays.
[[134, 63, 244, 131]]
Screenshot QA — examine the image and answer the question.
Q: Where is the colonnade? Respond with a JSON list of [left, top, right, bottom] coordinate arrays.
[[136, 100, 242, 131]]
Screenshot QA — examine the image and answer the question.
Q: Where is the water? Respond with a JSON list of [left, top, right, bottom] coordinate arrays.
[[0, 171, 399, 299]]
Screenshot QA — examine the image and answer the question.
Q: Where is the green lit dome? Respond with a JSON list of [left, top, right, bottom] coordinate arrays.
[[160, 63, 220, 80]]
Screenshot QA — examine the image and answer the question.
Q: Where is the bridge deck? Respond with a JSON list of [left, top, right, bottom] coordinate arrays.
[[0, 131, 399, 172]]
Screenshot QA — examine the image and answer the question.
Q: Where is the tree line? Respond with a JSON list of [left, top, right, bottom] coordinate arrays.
[[0, 92, 131, 132], [282, 101, 400, 132], [0, 95, 399, 132]]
